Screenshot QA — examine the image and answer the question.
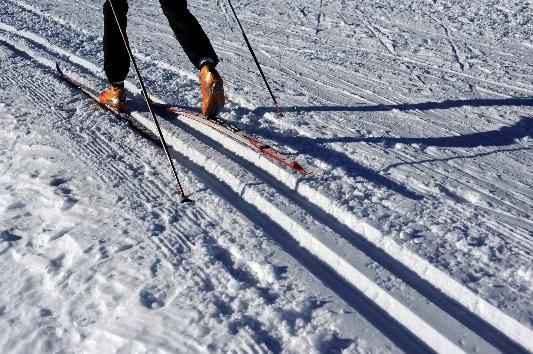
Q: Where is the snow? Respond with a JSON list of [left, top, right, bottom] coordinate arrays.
[[1, 0, 532, 353]]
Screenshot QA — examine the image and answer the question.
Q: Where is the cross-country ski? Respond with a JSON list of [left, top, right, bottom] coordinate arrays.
[[56, 63, 161, 144]]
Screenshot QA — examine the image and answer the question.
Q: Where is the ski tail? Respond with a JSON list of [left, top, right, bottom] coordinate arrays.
[[55, 63, 161, 144]]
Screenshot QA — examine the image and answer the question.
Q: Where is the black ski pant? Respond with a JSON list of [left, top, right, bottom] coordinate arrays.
[[103, 0, 219, 83]]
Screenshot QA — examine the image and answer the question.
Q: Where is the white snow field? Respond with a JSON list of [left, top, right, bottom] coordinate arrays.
[[1, 0, 532, 353]]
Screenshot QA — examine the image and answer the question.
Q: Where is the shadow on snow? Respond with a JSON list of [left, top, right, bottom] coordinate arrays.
[[252, 97, 533, 115]]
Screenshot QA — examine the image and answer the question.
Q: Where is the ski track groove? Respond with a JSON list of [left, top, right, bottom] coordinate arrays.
[[279, 34, 532, 96], [243, 0, 532, 95], [444, 157, 531, 214], [428, 15, 466, 72], [362, 20, 397, 56], [217, 9, 533, 96], [315, 0, 324, 36], [384, 147, 533, 258], [2, 2, 533, 352], [8, 50, 282, 351], [391, 142, 530, 216], [386, 149, 533, 256], [0, 22, 516, 352], [392, 144, 533, 230]]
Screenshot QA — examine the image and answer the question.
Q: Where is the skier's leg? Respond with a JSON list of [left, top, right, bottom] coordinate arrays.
[[101, 0, 128, 110], [159, 0, 219, 69], [103, 0, 130, 83]]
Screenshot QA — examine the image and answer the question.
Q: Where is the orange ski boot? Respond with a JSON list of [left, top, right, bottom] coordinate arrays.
[[99, 83, 127, 111], [200, 63, 225, 117]]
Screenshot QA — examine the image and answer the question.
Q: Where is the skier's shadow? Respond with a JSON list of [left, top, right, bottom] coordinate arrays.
[[316, 116, 533, 175], [241, 115, 531, 201], [156, 97, 532, 201], [252, 97, 533, 115]]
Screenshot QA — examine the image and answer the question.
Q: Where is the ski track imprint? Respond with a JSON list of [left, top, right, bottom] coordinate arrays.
[[0, 43, 370, 353], [1, 0, 533, 352]]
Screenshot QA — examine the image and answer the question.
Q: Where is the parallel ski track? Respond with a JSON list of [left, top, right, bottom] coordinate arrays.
[[0, 30, 518, 354], [4, 1, 532, 352], [1, 43, 297, 353], [229, 7, 533, 95], [216, 4, 533, 259]]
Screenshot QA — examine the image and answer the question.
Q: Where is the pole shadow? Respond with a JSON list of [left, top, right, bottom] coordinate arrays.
[[239, 116, 530, 201], [315, 116, 533, 148], [252, 97, 533, 115]]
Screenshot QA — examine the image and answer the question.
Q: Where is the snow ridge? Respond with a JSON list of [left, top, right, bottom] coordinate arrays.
[[2, 22, 531, 353], [1, 0, 532, 351]]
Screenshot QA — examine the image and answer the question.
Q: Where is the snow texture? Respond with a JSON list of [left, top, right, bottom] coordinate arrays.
[[0, 0, 532, 353]]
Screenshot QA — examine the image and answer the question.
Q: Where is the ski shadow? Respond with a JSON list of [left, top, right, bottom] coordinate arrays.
[[252, 97, 533, 115]]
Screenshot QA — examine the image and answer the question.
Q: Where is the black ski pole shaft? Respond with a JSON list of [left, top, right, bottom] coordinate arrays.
[[226, 0, 283, 118], [107, 0, 190, 202]]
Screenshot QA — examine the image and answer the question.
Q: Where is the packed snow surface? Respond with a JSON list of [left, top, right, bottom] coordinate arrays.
[[0, 0, 532, 353]]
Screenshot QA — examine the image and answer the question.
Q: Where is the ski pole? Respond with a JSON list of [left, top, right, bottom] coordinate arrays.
[[226, 0, 283, 118], [106, 0, 190, 203]]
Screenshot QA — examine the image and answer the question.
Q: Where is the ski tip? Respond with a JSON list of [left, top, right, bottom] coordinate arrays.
[[290, 161, 310, 176]]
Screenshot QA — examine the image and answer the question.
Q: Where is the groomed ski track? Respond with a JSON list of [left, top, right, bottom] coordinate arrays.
[[1, 0, 532, 353]]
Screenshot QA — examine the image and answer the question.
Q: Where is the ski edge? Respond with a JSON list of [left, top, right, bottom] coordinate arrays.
[[162, 105, 310, 176]]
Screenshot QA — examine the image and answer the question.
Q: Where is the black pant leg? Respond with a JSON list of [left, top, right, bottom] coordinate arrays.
[[103, 0, 130, 83], [159, 0, 219, 69]]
